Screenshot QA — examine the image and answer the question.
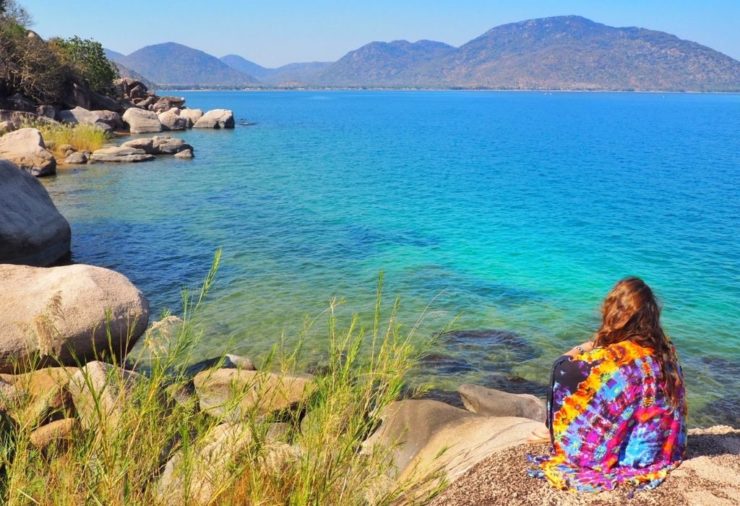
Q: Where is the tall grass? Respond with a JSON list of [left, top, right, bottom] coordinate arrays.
[[38, 122, 109, 156], [0, 252, 430, 505]]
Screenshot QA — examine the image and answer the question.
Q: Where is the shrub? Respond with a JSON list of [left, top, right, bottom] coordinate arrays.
[[49, 36, 118, 94]]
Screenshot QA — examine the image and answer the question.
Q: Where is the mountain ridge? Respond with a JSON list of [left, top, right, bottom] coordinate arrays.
[[106, 16, 740, 91]]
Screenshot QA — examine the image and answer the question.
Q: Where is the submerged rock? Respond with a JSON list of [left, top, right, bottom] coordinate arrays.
[[193, 109, 235, 129], [0, 264, 149, 373], [458, 384, 546, 422], [0, 128, 56, 176], [0, 160, 71, 266]]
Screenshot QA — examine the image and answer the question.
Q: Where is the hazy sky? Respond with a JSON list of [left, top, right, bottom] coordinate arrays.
[[22, 0, 740, 67]]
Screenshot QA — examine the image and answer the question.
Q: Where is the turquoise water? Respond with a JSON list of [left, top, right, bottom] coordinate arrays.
[[42, 91, 739, 426]]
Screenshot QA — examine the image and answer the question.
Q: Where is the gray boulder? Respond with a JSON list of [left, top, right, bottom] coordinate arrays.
[[92, 110, 123, 131], [64, 151, 88, 164], [158, 108, 188, 131], [458, 384, 547, 422], [0, 128, 57, 176], [122, 107, 162, 134], [193, 109, 234, 129], [90, 146, 155, 163], [0, 160, 70, 265], [58, 107, 122, 132], [0, 264, 149, 373]]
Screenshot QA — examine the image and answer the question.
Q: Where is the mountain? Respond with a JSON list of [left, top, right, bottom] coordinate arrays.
[[317, 40, 455, 86], [434, 16, 740, 91], [115, 43, 258, 87], [221, 55, 331, 85]]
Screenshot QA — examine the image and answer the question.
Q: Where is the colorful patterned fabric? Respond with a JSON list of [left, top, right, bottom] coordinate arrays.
[[528, 340, 687, 492]]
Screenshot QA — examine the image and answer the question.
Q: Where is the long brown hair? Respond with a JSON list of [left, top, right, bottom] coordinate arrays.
[[594, 277, 683, 408]]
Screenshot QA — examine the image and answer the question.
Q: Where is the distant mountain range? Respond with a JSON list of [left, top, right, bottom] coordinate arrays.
[[106, 16, 740, 91]]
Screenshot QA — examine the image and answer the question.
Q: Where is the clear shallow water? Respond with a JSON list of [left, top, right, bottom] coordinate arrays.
[[43, 91, 740, 426]]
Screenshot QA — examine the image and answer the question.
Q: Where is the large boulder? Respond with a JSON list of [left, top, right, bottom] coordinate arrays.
[[58, 107, 122, 132], [179, 108, 203, 127], [193, 109, 234, 129], [458, 384, 547, 422], [0, 128, 57, 176], [122, 107, 162, 134], [193, 369, 315, 420], [362, 399, 543, 500], [158, 108, 188, 131], [0, 264, 149, 373], [90, 146, 155, 163], [92, 110, 124, 131], [0, 160, 71, 265]]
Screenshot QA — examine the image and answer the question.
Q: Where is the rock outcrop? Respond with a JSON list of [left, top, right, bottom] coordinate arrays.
[[0, 128, 57, 176], [179, 108, 203, 127], [89, 146, 155, 163], [0, 264, 149, 373], [0, 160, 71, 265], [361, 399, 543, 500], [122, 107, 162, 134], [458, 384, 547, 422], [193, 109, 235, 129]]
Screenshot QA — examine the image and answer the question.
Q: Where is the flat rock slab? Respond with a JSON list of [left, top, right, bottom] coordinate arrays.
[[0, 160, 71, 266], [90, 146, 155, 163], [193, 369, 315, 420], [458, 384, 547, 422], [0, 264, 149, 373]]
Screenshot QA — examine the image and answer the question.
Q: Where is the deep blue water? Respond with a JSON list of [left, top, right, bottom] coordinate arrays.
[[42, 91, 740, 426]]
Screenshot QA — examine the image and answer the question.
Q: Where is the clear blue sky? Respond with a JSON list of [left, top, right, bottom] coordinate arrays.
[[22, 0, 740, 67]]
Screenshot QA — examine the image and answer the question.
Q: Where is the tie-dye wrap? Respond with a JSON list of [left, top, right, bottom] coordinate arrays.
[[528, 340, 687, 492]]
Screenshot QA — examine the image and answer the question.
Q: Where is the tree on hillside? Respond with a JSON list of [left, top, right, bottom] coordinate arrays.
[[50, 37, 119, 94], [0, 0, 32, 26]]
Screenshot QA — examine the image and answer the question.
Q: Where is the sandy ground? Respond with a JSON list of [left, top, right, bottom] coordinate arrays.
[[430, 425, 740, 506]]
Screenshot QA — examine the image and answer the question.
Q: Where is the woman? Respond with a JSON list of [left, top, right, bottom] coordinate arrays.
[[528, 277, 687, 492]]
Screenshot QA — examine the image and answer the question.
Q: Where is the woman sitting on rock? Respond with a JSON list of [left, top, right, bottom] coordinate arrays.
[[528, 277, 687, 492]]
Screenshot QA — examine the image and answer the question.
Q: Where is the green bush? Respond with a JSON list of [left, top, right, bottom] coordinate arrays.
[[50, 36, 118, 94]]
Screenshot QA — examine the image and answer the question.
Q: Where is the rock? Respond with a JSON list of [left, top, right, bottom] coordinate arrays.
[[90, 146, 155, 163], [0, 121, 11, 135], [152, 97, 186, 113], [90, 91, 124, 114], [122, 107, 162, 134], [68, 361, 143, 429], [458, 384, 547, 422], [1, 367, 77, 426], [362, 399, 543, 500], [62, 81, 93, 110], [0, 264, 149, 373], [135, 96, 157, 110], [179, 108, 203, 127], [184, 354, 257, 378], [7, 93, 35, 112], [0, 128, 57, 176], [36, 105, 57, 119], [29, 418, 78, 450], [92, 110, 123, 131], [64, 151, 88, 164], [193, 109, 235, 129], [158, 108, 188, 131], [157, 422, 254, 505], [121, 135, 192, 155], [0, 160, 71, 265], [193, 369, 315, 420], [174, 148, 193, 159], [0, 109, 49, 130], [58, 144, 75, 156], [153, 136, 191, 154], [146, 315, 184, 339]]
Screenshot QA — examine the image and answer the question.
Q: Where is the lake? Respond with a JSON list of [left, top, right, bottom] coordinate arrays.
[[42, 91, 740, 426]]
